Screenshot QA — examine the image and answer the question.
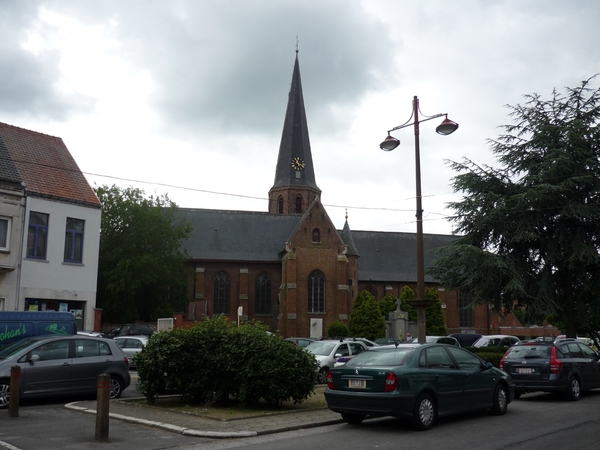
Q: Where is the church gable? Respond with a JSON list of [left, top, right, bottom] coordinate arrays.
[[287, 198, 345, 252]]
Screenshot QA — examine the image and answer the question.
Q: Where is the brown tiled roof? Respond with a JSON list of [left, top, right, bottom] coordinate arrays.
[[0, 122, 100, 207]]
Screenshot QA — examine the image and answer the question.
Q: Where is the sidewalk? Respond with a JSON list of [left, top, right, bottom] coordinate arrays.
[[67, 397, 344, 438]]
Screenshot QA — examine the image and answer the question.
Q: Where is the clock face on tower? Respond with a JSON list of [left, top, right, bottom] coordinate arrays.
[[291, 157, 305, 171]]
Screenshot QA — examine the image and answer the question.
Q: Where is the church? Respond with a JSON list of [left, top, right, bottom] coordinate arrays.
[[177, 54, 483, 338]]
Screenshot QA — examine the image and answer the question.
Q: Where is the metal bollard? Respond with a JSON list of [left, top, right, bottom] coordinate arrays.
[[8, 365, 20, 417], [95, 373, 110, 442]]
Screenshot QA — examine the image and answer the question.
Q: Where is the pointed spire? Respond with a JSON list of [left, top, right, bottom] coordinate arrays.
[[341, 214, 360, 256], [271, 54, 320, 192]]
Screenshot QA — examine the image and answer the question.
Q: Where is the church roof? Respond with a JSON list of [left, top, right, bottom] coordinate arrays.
[[350, 230, 459, 283], [0, 122, 100, 207], [177, 208, 300, 262], [270, 55, 320, 192]]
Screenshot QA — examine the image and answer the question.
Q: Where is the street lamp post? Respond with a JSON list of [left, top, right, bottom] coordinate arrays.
[[380, 96, 458, 344]]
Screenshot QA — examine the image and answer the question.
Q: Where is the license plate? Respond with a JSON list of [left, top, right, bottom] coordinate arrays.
[[517, 368, 533, 374], [348, 379, 366, 389]]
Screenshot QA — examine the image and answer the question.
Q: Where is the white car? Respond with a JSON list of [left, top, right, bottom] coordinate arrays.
[[305, 339, 368, 383], [114, 335, 149, 368], [473, 335, 520, 348]]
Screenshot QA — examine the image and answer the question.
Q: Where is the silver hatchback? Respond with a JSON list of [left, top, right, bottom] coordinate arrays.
[[0, 335, 131, 408]]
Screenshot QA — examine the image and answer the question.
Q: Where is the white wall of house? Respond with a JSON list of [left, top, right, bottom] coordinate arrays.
[[18, 196, 101, 329]]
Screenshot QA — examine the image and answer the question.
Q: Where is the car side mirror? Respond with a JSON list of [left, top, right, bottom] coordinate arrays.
[[29, 354, 40, 363], [484, 362, 493, 370]]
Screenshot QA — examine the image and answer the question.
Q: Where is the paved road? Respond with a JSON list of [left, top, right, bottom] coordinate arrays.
[[1, 388, 599, 450]]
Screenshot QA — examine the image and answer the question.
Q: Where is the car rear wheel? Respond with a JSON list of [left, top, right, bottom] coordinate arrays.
[[490, 384, 508, 415], [565, 376, 580, 401], [341, 413, 365, 425], [0, 381, 9, 409], [109, 376, 124, 399], [411, 393, 436, 431], [318, 368, 328, 384]]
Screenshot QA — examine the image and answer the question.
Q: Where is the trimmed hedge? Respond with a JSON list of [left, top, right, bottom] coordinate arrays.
[[135, 317, 319, 406], [466, 346, 510, 368]]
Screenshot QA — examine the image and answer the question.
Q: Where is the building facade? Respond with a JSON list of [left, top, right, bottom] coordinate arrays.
[[0, 122, 101, 330], [177, 54, 507, 337]]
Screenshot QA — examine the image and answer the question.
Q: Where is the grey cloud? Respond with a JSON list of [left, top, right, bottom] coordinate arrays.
[[0, 1, 94, 120]]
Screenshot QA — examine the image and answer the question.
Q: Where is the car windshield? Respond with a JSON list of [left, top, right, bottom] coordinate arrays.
[[0, 338, 40, 359], [306, 342, 336, 356], [346, 348, 413, 367]]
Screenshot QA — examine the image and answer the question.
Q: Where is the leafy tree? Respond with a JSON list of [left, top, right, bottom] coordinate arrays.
[[352, 289, 375, 310], [399, 286, 417, 322], [348, 293, 385, 340], [327, 320, 349, 338], [95, 185, 192, 323], [429, 77, 600, 337], [398, 286, 448, 335], [425, 287, 448, 336], [378, 294, 398, 318]]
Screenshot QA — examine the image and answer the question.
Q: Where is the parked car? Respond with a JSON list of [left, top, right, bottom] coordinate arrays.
[[284, 337, 316, 348], [0, 335, 131, 408], [77, 330, 107, 338], [500, 337, 600, 400], [374, 338, 404, 346], [114, 324, 154, 337], [0, 311, 77, 350], [426, 336, 461, 347], [114, 335, 149, 368], [448, 333, 483, 347], [473, 335, 520, 348], [325, 343, 513, 430], [305, 339, 369, 384]]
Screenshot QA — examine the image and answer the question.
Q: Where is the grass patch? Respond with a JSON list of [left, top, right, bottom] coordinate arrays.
[[127, 385, 328, 421]]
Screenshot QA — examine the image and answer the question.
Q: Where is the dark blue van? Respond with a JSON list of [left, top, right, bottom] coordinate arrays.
[[0, 311, 77, 350]]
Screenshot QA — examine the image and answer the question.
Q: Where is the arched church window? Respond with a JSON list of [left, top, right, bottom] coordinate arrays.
[[308, 270, 325, 313], [255, 273, 271, 315], [213, 271, 230, 314], [295, 195, 303, 213], [278, 196, 284, 214], [365, 286, 377, 298], [312, 228, 321, 243]]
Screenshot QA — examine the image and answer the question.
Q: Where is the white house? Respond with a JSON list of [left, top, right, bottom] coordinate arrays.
[[0, 122, 101, 330]]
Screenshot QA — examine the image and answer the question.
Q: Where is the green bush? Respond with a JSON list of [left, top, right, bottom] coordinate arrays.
[[466, 346, 509, 368], [327, 320, 349, 338], [349, 293, 385, 341], [135, 316, 319, 406]]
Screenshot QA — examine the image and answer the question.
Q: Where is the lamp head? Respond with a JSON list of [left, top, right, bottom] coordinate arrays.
[[435, 117, 459, 135], [380, 134, 400, 151]]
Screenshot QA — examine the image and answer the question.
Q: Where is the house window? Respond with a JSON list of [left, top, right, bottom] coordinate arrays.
[[278, 196, 284, 214], [255, 273, 271, 315], [0, 217, 11, 251], [458, 292, 473, 328], [213, 272, 230, 314], [308, 270, 325, 313], [295, 195, 303, 213], [27, 211, 49, 259], [312, 228, 321, 243], [64, 218, 85, 263]]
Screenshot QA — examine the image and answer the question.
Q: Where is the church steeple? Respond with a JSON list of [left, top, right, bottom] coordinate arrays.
[[269, 54, 321, 215]]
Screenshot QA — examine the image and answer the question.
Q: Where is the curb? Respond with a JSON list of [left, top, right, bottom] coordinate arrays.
[[64, 403, 258, 438]]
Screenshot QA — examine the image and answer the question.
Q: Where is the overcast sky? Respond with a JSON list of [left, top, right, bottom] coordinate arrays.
[[2, 0, 599, 235]]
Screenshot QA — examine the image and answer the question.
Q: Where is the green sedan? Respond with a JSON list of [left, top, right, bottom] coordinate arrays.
[[324, 343, 514, 430]]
